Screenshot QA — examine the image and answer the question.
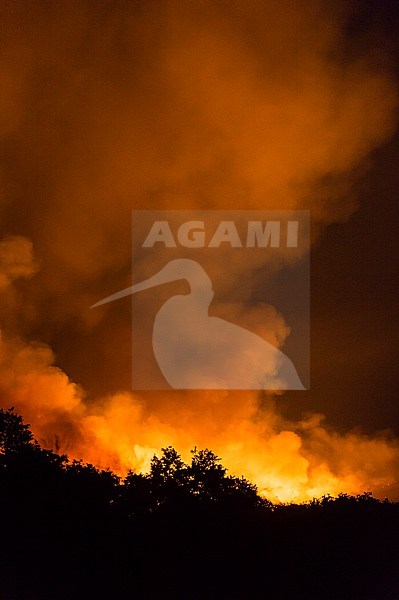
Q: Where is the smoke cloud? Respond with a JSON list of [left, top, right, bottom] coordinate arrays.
[[0, 0, 398, 501]]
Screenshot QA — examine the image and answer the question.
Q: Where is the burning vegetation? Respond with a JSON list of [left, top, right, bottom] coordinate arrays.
[[1, 407, 398, 600]]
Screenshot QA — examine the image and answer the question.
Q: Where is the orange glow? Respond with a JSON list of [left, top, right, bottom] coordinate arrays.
[[0, 335, 398, 503], [0, 1, 398, 505]]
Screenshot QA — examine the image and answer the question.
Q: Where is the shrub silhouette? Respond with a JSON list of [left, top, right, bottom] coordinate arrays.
[[0, 407, 398, 600]]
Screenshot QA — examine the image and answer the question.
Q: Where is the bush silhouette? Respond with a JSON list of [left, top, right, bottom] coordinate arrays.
[[0, 407, 398, 600]]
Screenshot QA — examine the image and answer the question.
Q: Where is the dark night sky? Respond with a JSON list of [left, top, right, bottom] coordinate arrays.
[[281, 0, 399, 435], [284, 132, 399, 434]]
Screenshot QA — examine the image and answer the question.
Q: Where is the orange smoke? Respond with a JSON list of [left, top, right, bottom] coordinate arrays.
[[0, 333, 398, 504], [0, 1, 398, 503]]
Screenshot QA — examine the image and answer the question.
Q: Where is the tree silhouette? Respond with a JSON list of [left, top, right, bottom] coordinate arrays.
[[0, 407, 398, 600], [189, 447, 226, 497], [0, 406, 35, 453]]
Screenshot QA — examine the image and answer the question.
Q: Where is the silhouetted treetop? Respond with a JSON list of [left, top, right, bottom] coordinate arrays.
[[0, 407, 398, 600], [0, 407, 36, 454]]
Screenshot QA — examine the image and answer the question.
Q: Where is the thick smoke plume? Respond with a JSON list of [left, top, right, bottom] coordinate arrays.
[[0, 0, 398, 502]]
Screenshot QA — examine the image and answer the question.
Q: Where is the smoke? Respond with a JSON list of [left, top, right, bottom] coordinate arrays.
[[0, 236, 38, 288], [1, 330, 398, 503], [0, 0, 398, 501]]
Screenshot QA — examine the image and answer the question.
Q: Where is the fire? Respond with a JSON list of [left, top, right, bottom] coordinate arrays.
[[0, 1, 398, 505], [0, 334, 397, 504]]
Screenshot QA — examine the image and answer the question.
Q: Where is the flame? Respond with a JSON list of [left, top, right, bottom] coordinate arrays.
[[0, 1, 398, 505], [0, 335, 398, 504]]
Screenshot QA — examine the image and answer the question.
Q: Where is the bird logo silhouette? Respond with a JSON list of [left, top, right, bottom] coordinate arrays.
[[91, 259, 304, 390]]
